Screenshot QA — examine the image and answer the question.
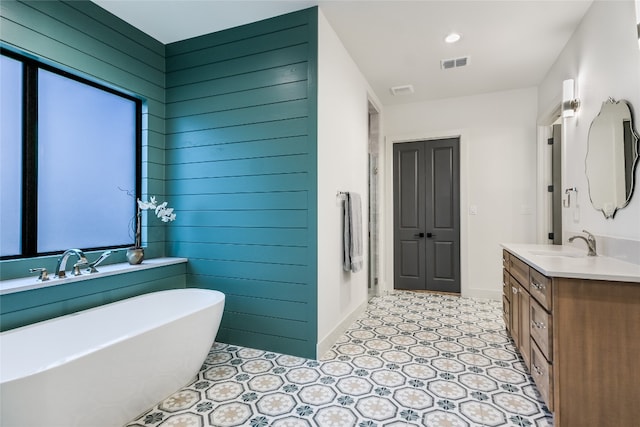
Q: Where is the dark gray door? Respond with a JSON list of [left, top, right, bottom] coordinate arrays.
[[393, 138, 460, 293]]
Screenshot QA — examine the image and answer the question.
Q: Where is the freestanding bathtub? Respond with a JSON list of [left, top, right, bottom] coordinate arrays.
[[0, 288, 225, 427]]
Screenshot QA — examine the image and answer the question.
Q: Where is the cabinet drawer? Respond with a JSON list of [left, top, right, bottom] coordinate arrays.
[[509, 255, 529, 291], [530, 299, 553, 361], [502, 294, 510, 331], [509, 276, 521, 345], [529, 268, 552, 310], [503, 270, 510, 300], [502, 250, 510, 270], [531, 340, 554, 411]]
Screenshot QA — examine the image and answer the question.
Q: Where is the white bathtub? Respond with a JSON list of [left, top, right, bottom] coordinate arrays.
[[0, 288, 225, 427]]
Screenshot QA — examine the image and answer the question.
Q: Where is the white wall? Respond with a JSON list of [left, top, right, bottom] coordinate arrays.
[[538, 0, 640, 257], [382, 88, 539, 299], [316, 9, 383, 356]]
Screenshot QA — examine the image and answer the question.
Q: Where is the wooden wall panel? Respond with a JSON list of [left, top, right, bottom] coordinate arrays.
[[0, 0, 319, 358], [166, 8, 318, 357], [0, 0, 176, 325], [0, 263, 186, 331]]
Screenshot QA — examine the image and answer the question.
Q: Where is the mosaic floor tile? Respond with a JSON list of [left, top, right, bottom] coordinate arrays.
[[298, 384, 336, 405], [313, 406, 357, 426], [158, 413, 204, 427], [125, 291, 553, 427], [159, 390, 200, 412], [205, 382, 244, 402]]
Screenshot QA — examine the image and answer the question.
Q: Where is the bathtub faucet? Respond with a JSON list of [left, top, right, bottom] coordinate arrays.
[[55, 249, 88, 278], [85, 250, 113, 273]]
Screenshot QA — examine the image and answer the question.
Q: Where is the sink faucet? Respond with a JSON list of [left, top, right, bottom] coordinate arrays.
[[568, 230, 597, 256], [55, 249, 88, 278]]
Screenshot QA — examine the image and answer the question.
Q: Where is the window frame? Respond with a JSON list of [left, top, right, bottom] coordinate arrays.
[[1, 48, 142, 260]]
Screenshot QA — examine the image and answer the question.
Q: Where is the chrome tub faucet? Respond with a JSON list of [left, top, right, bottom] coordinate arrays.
[[55, 249, 88, 278], [85, 250, 113, 273]]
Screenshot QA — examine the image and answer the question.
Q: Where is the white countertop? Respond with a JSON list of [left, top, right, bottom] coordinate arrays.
[[501, 244, 640, 283], [0, 257, 188, 295]]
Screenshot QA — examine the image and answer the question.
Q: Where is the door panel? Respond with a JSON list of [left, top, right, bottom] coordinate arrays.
[[394, 142, 426, 290], [399, 149, 421, 228], [426, 139, 460, 292], [434, 241, 453, 279], [394, 138, 460, 293], [400, 240, 421, 278]]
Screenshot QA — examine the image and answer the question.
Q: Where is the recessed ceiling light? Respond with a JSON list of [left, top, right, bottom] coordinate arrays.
[[445, 33, 461, 44]]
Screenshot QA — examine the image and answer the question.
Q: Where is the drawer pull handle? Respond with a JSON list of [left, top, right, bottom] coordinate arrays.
[[531, 320, 546, 329], [512, 286, 518, 294], [533, 364, 543, 376], [531, 282, 546, 291]]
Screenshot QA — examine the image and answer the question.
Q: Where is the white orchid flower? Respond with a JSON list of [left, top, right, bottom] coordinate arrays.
[[137, 199, 154, 210], [137, 196, 177, 222], [155, 201, 168, 216]]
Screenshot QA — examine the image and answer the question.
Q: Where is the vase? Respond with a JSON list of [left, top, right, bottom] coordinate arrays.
[[126, 247, 144, 265]]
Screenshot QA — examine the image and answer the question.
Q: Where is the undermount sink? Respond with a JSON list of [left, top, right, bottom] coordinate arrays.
[[528, 250, 586, 258]]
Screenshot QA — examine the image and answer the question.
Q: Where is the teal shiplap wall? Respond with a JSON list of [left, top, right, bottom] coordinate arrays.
[[0, 263, 186, 331], [165, 9, 319, 358], [0, 0, 180, 329], [0, 0, 167, 257], [1, 1, 319, 358]]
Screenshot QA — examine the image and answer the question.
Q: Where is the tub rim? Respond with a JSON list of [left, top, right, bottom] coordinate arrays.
[[0, 288, 225, 384]]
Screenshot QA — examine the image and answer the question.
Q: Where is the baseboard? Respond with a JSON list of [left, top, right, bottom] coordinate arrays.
[[463, 288, 501, 300], [316, 300, 368, 359]]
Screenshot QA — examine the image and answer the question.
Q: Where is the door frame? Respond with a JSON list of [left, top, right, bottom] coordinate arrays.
[[382, 129, 469, 296], [536, 103, 562, 245]]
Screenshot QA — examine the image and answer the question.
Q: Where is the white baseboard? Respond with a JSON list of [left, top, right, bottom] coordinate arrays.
[[316, 300, 368, 359], [463, 288, 501, 300]]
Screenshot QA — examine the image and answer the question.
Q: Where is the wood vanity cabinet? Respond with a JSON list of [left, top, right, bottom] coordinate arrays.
[[502, 251, 531, 370], [502, 249, 640, 427]]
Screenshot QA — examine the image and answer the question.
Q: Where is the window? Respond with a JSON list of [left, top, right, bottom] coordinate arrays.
[[0, 55, 23, 257], [0, 50, 141, 259]]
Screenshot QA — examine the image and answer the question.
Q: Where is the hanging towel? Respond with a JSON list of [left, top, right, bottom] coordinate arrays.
[[343, 192, 363, 273]]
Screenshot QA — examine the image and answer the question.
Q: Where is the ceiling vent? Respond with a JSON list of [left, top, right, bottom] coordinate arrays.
[[441, 56, 470, 70], [390, 84, 414, 96]]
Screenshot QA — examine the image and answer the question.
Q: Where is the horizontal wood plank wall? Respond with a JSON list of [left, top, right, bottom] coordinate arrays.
[[0, 0, 181, 326], [0, 264, 186, 332], [0, 0, 166, 258], [165, 8, 318, 358]]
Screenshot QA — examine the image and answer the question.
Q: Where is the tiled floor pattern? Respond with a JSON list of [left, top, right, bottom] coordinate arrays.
[[125, 291, 553, 427]]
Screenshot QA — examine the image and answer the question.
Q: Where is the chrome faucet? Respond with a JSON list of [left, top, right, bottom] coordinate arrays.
[[568, 230, 597, 256], [55, 249, 88, 278], [85, 250, 113, 273]]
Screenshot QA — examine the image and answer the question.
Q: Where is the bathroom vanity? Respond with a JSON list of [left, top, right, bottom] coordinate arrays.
[[501, 244, 640, 427]]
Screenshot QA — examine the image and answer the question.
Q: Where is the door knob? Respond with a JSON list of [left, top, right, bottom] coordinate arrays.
[[414, 232, 425, 238], [426, 232, 435, 238]]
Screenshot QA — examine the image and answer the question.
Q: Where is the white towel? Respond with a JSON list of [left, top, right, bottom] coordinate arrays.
[[343, 192, 363, 273]]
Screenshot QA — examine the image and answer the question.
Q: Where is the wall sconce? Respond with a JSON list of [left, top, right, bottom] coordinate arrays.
[[562, 79, 580, 118], [636, 0, 640, 49]]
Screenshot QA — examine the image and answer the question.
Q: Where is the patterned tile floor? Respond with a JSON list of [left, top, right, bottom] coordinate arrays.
[[125, 291, 553, 427]]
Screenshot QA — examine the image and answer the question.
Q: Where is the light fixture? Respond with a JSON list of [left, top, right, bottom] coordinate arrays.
[[445, 33, 461, 44], [636, 0, 640, 49], [562, 79, 580, 118]]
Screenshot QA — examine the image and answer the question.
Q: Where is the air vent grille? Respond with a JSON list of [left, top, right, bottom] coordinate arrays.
[[390, 84, 414, 96], [441, 56, 470, 70]]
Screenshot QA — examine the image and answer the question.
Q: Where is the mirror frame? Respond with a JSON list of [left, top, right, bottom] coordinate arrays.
[[585, 98, 640, 218]]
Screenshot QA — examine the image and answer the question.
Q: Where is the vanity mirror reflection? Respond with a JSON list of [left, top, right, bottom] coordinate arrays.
[[586, 98, 639, 218]]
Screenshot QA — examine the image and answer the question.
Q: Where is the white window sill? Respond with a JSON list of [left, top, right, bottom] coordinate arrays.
[[0, 257, 187, 296]]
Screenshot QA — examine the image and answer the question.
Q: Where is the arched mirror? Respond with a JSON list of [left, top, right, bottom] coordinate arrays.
[[586, 98, 640, 218]]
